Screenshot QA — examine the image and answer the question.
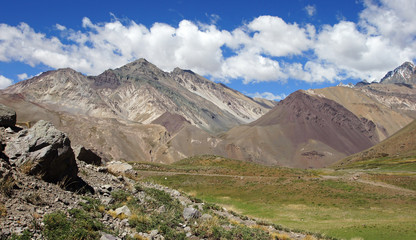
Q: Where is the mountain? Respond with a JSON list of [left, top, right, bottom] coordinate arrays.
[[221, 90, 379, 168], [380, 61, 416, 84], [1, 60, 416, 168], [334, 119, 416, 169], [0, 59, 274, 164], [3, 59, 274, 134]]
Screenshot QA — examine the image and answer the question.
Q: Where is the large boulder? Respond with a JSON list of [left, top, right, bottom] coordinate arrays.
[[106, 161, 133, 174], [0, 104, 16, 128], [5, 120, 78, 183], [74, 146, 102, 165]]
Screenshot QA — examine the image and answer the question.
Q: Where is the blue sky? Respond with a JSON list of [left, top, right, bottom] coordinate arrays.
[[1, 0, 416, 100]]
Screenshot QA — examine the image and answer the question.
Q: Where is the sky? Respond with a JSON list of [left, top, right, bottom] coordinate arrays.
[[1, 0, 416, 100]]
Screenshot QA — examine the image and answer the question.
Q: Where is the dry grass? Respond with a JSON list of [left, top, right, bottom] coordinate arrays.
[[19, 160, 34, 174], [98, 205, 106, 213], [303, 235, 318, 240], [107, 209, 118, 219], [271, 232, 291, 240], [0, 204, 7, 217]]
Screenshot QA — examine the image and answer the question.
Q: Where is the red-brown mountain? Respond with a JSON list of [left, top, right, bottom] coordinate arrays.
[[221, 90, 379, 168]]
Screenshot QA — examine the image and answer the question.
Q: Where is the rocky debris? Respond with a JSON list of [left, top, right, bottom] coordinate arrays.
[[183, 207, 201, 221], [106, 161, 133, 174], [0, 104, 16, 128], [74, 146, 102, 165], [5, 120, 78, 184]]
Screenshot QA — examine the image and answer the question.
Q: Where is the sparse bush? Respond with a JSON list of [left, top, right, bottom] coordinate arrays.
[[24, 193, 44, 206], [19, 161, 34, 174], [0, 175, 15, 197]]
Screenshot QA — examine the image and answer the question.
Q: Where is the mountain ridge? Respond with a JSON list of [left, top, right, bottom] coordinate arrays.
[[1, 60, 416, 168]]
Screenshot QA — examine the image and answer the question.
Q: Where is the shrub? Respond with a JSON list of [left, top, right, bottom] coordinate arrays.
[[43, 209, 103, 240], [8, 230, 32, 240], [43, 211, 71, 240], [111, 190, 131, 203], [144, 188, 173, 207]]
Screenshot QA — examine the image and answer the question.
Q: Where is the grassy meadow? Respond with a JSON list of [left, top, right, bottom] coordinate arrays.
[[132, 155, 416, 240]]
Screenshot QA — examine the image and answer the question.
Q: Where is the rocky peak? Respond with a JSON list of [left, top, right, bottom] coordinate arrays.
[[380, 61, 416, 84], [89, 69, 120, 89], [115, 58, 168, 80]]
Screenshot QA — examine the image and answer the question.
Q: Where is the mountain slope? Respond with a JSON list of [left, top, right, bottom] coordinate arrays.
[[222, 90, 379, 168], [310, 86, 414, 141], [3, 59, 274, 134], [334, 119, 416, 169]]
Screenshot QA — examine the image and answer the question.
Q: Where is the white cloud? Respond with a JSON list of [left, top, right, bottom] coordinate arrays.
[[247, 91, 286, 101], [0, 75, 13, 89], [305, 5, 316, 17], [0, 0, 416, 85], [220, 52, 287, 83], [17, 73, 30, 80], [55, 24, 66, 31], [245, 16, 313, 56]]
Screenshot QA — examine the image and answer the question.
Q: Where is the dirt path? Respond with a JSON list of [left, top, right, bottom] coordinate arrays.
[[321, 173, 416, 195]]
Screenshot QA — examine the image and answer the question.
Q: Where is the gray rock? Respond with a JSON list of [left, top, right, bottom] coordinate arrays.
[[115, 205, 132, 217], [5, 120, 78, 184], [100, 233, 120, 240], [0, 104, 16, 128], [150, 229, 159, 237], [183, 207, 201, 220], [101, 196, 114, 205], [74, 146, 102, 165]]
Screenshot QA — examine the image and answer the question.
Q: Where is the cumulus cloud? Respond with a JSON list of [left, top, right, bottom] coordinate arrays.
[[247, 91, 287, 101], [17, 73, 28, 80], [0, 1, 416, 84], [0, 75, 13, 89], [305, 5, 316, 17]]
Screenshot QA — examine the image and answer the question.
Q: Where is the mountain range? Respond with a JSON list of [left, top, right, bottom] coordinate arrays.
[[1, 59, 415, 168]]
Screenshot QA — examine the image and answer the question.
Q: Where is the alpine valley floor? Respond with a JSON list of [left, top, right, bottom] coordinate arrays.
[[133, 155, 416, 240]]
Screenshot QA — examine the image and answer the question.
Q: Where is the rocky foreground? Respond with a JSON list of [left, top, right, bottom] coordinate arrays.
[[0, 104, 329, 240]]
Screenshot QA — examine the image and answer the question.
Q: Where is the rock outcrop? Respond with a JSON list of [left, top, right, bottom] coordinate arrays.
[[74, 146, 102, 166], [5, 120, 78, 184], [0, 104, 16, 128]]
